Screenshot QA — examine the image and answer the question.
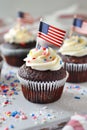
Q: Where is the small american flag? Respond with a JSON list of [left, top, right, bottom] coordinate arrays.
[[72, 18, 87, 35], [17, 11, 40, 24], [37, 21, 66, 47]]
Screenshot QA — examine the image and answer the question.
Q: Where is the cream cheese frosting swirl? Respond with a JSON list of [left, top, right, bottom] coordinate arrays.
[[24, 47, 63, 71], [59, 36, 87, 57], [4, 24, 35, 44]]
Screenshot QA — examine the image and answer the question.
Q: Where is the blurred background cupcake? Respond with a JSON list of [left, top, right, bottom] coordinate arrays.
[[0, 21, 36, 67], [58, 17, 87, 83], [17, 46, 68, 104], [16, 11, 40, 37], [0, 19, 9, 74]]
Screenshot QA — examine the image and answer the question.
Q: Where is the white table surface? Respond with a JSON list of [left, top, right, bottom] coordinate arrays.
[[0, 6, 87, 129], [0, 62, 87, 130]]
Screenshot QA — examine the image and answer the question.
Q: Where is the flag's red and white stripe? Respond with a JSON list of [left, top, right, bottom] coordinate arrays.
[[38, 22, 66, 47]]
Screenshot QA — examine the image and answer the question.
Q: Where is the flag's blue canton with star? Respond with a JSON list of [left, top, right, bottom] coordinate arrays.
[[73, 18, 83, 27], [72, 18, 87, 35], [39, 22, 49, 34]]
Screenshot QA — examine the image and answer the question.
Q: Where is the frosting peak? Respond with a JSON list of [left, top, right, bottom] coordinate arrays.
[[4, 24, 35, 44], [24, 47, 63, 71], [59, 36, 87, 57]]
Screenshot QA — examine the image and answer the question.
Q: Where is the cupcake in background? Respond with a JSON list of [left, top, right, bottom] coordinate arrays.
[[59, 35, 87, 83], [0, 23, 36, 67], [58, 17, 87, 83], [17, 11, 40, 36], [0, 19, 9, 44], [0, 19, 8, 75], [17, 46, 68, 104]]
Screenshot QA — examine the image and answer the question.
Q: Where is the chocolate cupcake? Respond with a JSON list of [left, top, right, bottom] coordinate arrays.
[[59, 35, 87, 83], [17, 46, 68, 104], [0, 24, 36, 67]]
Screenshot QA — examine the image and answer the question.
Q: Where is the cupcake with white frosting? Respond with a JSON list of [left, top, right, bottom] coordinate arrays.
[[59, 35, 87, 83], [0, 24, 36, 67], [17, 46, 68, 104]]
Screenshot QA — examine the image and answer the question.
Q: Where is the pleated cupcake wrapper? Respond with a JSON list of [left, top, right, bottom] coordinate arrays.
[[17, 71, 68, 91], [65, 63, 87, 72], [0, 45, 30, 56]]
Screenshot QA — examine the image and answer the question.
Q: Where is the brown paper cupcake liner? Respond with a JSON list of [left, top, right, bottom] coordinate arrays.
[[67, 70, 87, 83], [21, 85, 64, 104], [65, 63, 87, 83], [17, 72, 68, 90], [4, 55, 26, 67], [17, 72, 68, 103], [65, 63, 87, 71]]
